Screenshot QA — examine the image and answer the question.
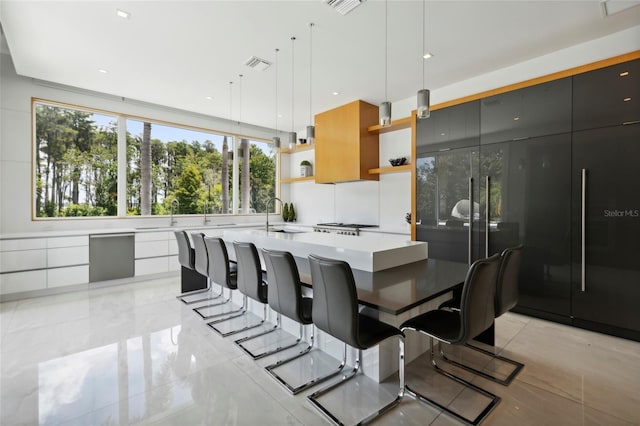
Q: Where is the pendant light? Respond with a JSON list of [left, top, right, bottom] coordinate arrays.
[[417, 0, 431, 119], [227, 81, 233, 161], [288, 36, 297, 149], [237, 74, 244, 158], [379, 0, 391, 127], [306, 23, 315, 144], [272, 48, 281, 149]]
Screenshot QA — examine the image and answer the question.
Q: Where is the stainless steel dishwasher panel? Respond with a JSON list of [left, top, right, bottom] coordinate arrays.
[[89, 233, 135, 282]]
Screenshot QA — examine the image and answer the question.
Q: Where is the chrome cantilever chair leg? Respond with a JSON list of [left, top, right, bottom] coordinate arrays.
[[404, 337, 501, 426], [265, 325, 346, 395], [207, 295, 268, 337], [439, 341, 524, 386], [308, 337, 405, 426], [234, 312, 302, 360], [179, 279, 225, 305], [192, 288, 243, 320]]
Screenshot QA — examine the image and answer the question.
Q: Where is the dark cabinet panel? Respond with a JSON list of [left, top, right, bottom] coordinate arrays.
[[416, 146, 481, 264], [571, 124, 640, 333], [480, 134, 572, 317], [480, 78, 572, 144], [417, 100, 480, 151], [573, 59, 640, 131]]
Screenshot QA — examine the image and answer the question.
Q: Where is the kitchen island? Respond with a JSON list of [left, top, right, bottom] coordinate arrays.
[[214, 228, 467, 381], [222, 228, 428, 272]]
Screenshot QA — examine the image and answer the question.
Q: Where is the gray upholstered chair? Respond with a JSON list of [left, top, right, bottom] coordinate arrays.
[[192, 237, 241, 320], [439, 245, 525, 385], [306, 254, 405, 425], [400, 254, 502, 426], [177, 232, 225, 304], [261, 249, 344, 394], [174, 230, 205, 301], [207, 241, 269, 337]]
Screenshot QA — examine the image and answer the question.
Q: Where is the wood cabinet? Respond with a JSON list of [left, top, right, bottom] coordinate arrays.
[[314, 100, 379, 183]]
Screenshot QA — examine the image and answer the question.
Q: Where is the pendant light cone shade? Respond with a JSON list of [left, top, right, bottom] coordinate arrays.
[[417, 0, 431, 120], [380, 101, 392, 127], [288, 131, 297, 149], [417, 88, 430, 119], [273, 48, 280, 149]]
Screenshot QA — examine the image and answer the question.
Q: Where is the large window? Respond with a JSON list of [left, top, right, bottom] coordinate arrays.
[[34, 103, 118, 217], [33, 100, 277, 218]]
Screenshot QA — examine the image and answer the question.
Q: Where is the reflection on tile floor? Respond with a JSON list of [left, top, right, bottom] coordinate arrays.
[[1, 276, 640, 425]]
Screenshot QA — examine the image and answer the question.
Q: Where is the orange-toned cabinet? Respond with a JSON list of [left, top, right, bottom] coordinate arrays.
[[314, 100, 379, 184]]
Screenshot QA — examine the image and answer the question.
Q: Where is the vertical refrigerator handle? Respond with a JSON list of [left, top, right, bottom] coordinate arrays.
[[485, 176, 490, 257], [468, 177, 473, 266], [581, 168, 587, 292]]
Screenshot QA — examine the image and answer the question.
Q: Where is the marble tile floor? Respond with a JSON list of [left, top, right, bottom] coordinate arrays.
[[1, 275, 640, 425]]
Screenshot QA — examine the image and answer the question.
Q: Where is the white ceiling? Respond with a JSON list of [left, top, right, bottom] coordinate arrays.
[[1, 1, 639, 131]]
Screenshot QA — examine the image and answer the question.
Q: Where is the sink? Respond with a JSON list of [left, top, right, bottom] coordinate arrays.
[[269, 228, 307, 234]]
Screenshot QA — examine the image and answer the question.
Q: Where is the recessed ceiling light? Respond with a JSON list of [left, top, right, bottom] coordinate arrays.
[[332, 91, 340, 96], [620, 71, 629, 77], [205, 96, 213, 100], [98, 69, 108, 74], [423, 52, 433, 59], [116, 9, 130, 19], [278, 114, 283, 118], [623, 97, 632, 102], [513, 116, 520, 121]]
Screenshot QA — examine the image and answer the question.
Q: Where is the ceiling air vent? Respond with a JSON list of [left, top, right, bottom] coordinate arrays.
[[325, 0, 366, 16], [245, 56, 272, 71]]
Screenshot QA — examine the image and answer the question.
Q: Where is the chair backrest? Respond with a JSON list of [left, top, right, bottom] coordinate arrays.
[[233, 241, 267, 303], [495, 245, 524, 317], [191, 233, 208, 277], [458, 254, 501, 343], [262, 249, 306, 323], [203, 237, 236, 289], [308, 254, 360, 348], [174, 231, 195, 269]]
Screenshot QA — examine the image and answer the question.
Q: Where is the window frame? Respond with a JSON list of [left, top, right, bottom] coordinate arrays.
[[31, 98, 279, 220]]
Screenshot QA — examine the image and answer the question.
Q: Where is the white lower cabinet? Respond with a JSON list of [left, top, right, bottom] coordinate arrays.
[[48, 265, 89, 288], [135, 257, 169, 276], [0, 270, 47, 294]]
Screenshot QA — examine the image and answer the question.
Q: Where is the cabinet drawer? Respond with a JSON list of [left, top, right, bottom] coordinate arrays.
[[135, 257, 169, 276], [47, 236, 88, 248], [0, 238, 46, 252], [136, 231, 170, 242], [136, 241, 169, 258], [48, 246, 89, 268], [48, 265, 89, 288], [0, 270, 47, 294], [0, 249, 47, 273]]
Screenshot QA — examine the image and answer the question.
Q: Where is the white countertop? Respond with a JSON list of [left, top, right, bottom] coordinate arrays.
[[222, 228, 427, 272]]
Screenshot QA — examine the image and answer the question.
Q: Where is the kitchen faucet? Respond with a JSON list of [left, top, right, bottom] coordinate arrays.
[[203, 199, 210, 225], [170, 199, 180, 226], [265, 197, 283, 231]]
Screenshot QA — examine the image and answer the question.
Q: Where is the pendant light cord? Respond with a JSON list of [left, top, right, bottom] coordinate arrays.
[[238, 74, 243, 127], [422, 0, 425, 88], [309, 23, 314, 124], [275, 48, 279, 134], [384, 0, 388, 101], [291, 36, 296, 133], [228, 81, 233, 131]]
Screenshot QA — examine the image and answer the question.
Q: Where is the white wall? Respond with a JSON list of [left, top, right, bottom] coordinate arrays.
[[0, 53, 277, 235]]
